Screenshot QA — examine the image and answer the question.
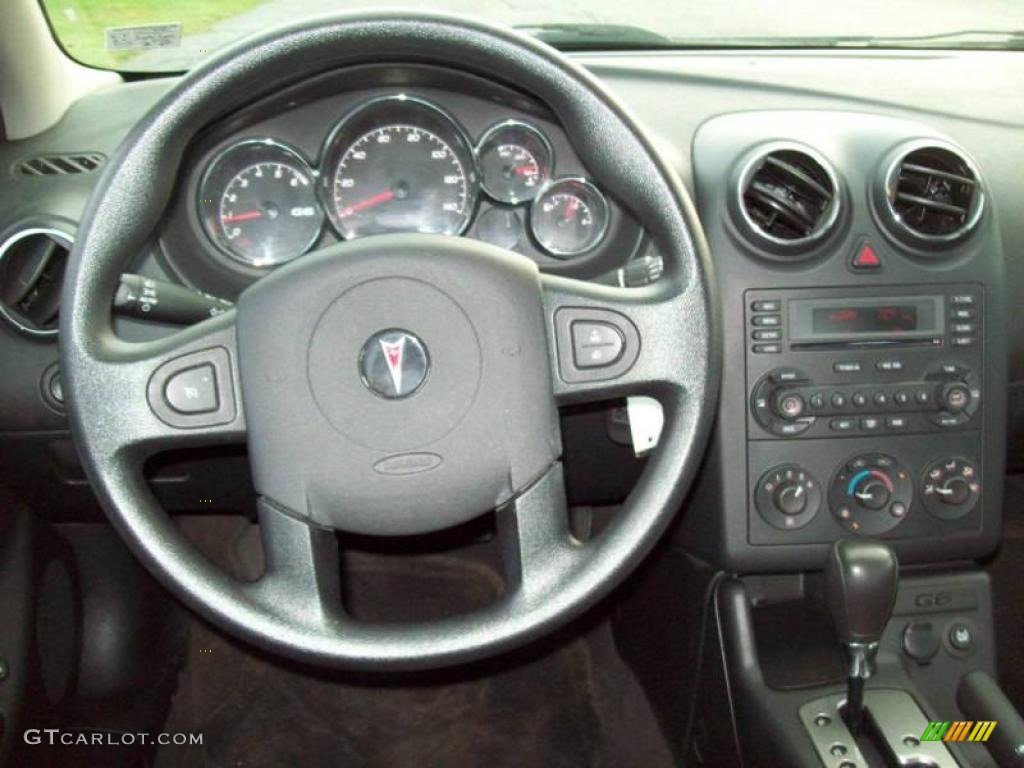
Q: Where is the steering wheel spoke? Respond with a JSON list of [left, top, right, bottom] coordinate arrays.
[[73, 311, 246, 460], [542, 271, 702, 406], [249, 498, 344, 623], [496, 462, 582, 600]]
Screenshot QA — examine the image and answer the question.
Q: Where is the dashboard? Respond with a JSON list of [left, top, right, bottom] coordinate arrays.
[[159, 66, 642, 298], [0, 47, 1022, 574]]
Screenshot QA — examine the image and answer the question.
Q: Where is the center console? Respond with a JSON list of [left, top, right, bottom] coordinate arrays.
[[683, 110, 1007, 572]]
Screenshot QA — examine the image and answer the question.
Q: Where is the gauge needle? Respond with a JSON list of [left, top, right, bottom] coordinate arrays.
[[222, 210, 264, 223], [513, 164, 537, 176], [339, 189, 395, 218], [563, 197, 579, 220]]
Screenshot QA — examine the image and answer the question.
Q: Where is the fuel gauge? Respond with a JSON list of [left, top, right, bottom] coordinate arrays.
[[477, 121, 552, 204], [530, 178, 609, 257]]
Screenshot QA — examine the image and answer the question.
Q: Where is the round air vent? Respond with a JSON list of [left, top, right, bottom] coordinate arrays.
[[0, 227, 73, 337], [880, 143, 983, 246], [737, 144, 841, 254]]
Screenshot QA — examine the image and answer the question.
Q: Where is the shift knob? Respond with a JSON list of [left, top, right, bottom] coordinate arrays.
[[825, 538, 899, 646]]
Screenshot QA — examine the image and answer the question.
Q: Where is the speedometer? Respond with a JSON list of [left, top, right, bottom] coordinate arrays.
[[321, 97, 478, 240]]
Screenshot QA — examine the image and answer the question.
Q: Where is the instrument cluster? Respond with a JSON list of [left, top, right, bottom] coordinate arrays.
[[195, 94, 612, 268]]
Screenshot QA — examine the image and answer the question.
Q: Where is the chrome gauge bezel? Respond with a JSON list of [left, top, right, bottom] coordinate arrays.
[[319, 95, 480, 241], [197, 138, 324, 268], [475, 120, 554, 205], [529, 176, 611, 258]]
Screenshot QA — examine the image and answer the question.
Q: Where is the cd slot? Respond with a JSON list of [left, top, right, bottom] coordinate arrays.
[[791, 337, 944, 351]]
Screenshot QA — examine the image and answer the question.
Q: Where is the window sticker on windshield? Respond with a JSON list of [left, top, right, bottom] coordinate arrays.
[[105, 24, 182, 52]]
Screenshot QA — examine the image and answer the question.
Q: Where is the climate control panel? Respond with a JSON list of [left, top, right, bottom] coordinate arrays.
[[828, 453, 912, 536]]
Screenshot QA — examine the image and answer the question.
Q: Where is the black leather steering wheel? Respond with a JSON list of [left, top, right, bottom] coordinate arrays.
[[60, 12, 719, 670]]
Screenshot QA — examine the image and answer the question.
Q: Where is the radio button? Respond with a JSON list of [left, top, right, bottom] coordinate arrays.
[[951, 323, 976, 334], [831, 393, 848, 409], [950, 294, 976, 306], [833, 361, 862, 374], [751, 300, 781, 312], [774, 420, 812, 437], [809, 392, 826, 410], [942, 383, 972, 413], [752, 329, 781, 341], [894, 390, 910, 406], [873, 391, 889, 407], [830, 418, 855, 432], [852, 392, 867, 408], [951, 336, 976, 347], [861, 416, 882, 431], [776, 393, 806, 420], [753, 343, 781, 354], [952, 308, 976, 320], [886, 415, 909, 430], [752, 315, 781, 327], [915, 389, 932, 406], [931, 412, 968, 428], [875, 359, 904, 372]]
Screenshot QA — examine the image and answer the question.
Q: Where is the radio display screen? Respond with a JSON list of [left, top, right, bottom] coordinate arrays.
[[812, 305, 919, 335]]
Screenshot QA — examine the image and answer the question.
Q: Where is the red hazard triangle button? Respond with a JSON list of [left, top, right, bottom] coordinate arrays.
[[851, 241, 881, 271]]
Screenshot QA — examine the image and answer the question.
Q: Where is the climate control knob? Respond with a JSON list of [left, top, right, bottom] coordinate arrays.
[[829, 453, 913, 535], [755, 464, 821, 531], [921, 457, 980, 520]]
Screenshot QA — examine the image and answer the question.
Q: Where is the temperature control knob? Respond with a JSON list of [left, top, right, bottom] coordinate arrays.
[[755, 464, 821, 531], [829, 453, 913, 535], [921, 458, 981, 520]]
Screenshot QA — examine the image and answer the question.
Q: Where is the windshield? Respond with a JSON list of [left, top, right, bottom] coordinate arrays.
[[40, 0, 1024, 73]]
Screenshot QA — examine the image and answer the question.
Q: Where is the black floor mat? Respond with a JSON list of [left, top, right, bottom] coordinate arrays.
[[153, 517, 673, 768]]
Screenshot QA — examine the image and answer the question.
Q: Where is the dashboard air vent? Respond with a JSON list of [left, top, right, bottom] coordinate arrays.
[[739, 147, 840, 251], [0, 228, 73, 337], [17, 153, 104, 177], [884, 145, 982, 243]]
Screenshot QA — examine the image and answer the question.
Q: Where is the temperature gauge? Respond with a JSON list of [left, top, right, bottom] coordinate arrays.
[[530, 178, 609, 258], [476, 121, 552, 204]]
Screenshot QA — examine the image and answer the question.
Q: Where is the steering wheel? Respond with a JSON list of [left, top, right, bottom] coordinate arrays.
[[60, 12, 719, 670]]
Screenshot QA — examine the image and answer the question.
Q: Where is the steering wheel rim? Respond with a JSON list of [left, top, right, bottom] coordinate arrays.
[[60, 11, 720, 670]]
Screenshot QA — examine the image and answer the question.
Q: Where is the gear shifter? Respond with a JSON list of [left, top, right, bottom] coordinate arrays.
[[825, 538, 899, 734]]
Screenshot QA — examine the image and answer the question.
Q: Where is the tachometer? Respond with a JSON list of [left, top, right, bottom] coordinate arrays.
[[198, 140, 322, 267], [321, 97, 478, 240]]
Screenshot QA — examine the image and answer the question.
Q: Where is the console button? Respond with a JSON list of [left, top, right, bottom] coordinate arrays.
[[952, 308, 976, 320], [860, 416, 882, 432], [875, 359, 904, 372], [885, 415, 909, 430], [164, 364, 218, 414], [941, 383, 972, 413], [850, 241, 882, 270], [752, 314, 781, 327], [948, 622, 973, 651], [809, 392, 826, 410], [951, 323, 976, 334], [830, 418, 855, 432], [752, 329, 781, 341], [754, 464, 821, 531], [894, 390, 910, 406], [915, 388, 932, 406], [950, 294, 976, 305], [851, 392, 867, 408], [951, 336, 976, 347], [776, 393, 806, 420], [831, 393, 847, 409], [873, 391, 889, 407], [753, 343, 781, 354], [833, 361, 862, 374], [751, 300, 780, 312]]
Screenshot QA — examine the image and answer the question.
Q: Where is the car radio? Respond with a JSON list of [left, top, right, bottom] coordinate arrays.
[[746, 284, 982, 441]]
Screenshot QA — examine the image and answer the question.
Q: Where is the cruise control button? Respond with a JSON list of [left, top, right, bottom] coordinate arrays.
[[164, 364, 218, 414], [571, 321, 624, 369]]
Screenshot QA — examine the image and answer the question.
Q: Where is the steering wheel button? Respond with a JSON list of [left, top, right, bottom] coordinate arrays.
[[571, 321, 624, 369], [164, 364, 219, 414]]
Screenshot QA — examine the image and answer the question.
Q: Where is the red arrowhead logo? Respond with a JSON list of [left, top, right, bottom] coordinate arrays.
[[379, 337, 406, 395]]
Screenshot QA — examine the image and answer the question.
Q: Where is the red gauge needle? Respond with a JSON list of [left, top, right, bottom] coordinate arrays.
[[339, 189, 395, 218], [563, 197, 579, 220], [221, 210, 264, 223], [513, 164, 537, 176]]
